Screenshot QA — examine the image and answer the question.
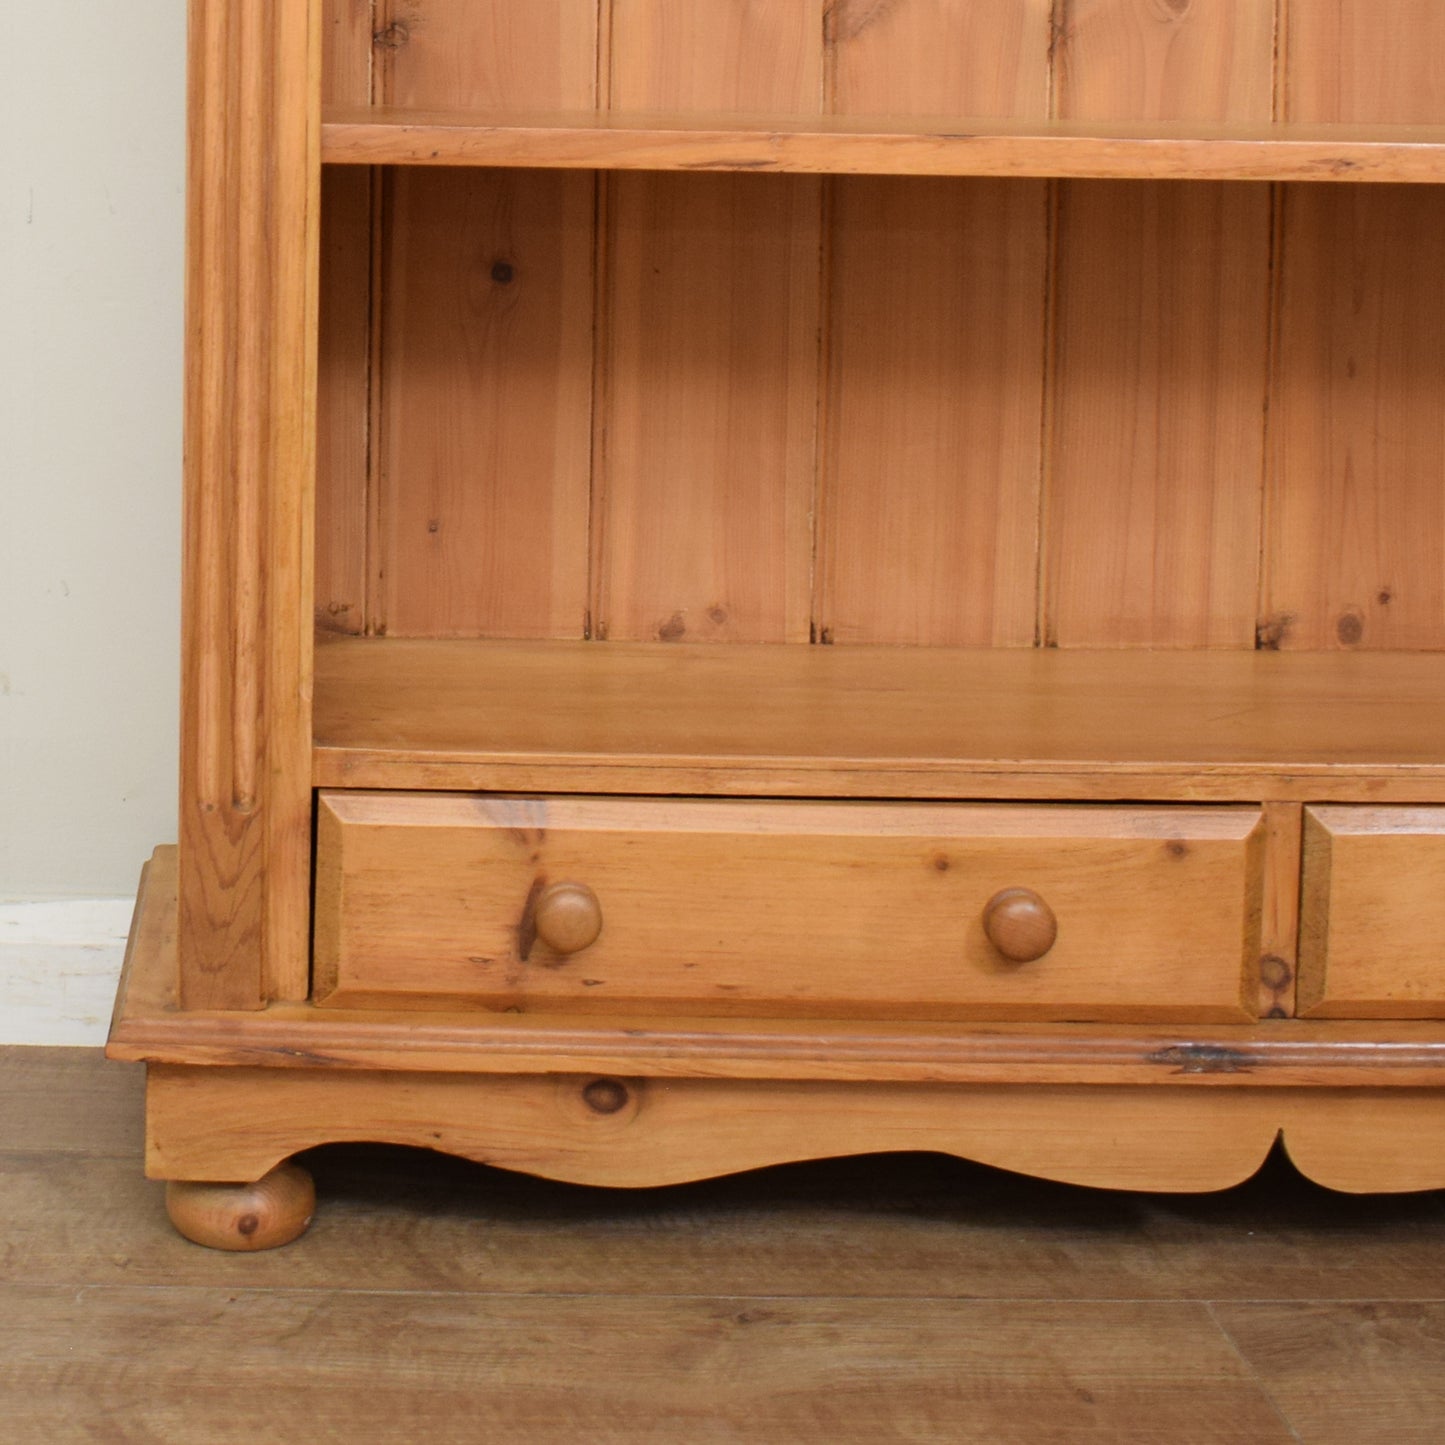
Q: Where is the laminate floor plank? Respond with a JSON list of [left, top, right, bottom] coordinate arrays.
[[0, 1286, 1294, 1444], [7, 1146, 1445, 1304], [1213, 1302, 1445, 1444], [7, 1048, 1445, 1441], [0, 1046, 143, 1157]]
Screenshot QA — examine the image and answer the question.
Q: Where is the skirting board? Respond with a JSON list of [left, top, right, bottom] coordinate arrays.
[[0, 898, 134, 1045]]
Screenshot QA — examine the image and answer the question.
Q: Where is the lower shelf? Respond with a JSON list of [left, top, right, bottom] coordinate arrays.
[[313, 637, 1445, 802]]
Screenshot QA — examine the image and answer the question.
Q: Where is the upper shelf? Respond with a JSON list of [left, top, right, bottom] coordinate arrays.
[[322, 108, 1445, 183]]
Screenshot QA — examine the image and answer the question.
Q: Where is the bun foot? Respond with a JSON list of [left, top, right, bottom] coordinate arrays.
[[164, 1163, 316, 1250]]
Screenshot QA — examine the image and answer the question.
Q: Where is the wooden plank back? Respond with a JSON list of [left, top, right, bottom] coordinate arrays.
[[817, 0, 1050, 646], [1046, 0, 1274, 648], [1265, 0, 1445, 650]]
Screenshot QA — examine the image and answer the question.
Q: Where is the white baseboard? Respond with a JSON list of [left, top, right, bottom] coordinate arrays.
[[0, 898, 135, 1046]]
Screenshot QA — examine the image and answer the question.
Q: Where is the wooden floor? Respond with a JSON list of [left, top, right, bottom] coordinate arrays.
[[6, 1049, 1445, 1442]]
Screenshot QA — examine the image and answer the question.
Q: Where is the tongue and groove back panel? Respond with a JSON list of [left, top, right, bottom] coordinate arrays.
[[314, 0, 1445, 652]]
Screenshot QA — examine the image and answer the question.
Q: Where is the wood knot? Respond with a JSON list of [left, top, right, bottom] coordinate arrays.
[[491, 260, 515, 285], [581, 1079, 630, 1115], [236, 1213, 260, 1237], [1259, 954, 1293, 993], [1336, 611, 1365, 646], [372, 22, 409, 50]]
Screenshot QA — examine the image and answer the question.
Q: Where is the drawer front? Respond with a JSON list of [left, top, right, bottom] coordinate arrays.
[[314, 793, 1264, 1021], [1301, 806, 1445, 1018]]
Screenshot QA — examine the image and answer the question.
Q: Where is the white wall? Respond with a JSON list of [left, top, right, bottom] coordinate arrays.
[[1, 4, 185, 1036]]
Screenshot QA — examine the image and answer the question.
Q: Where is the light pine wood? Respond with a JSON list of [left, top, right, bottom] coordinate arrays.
[[112, 849, 1445, 1087], [367, 1, 597, 640], [1055, 0, 1276, 124], [315, 167, 372, 635], [373, 168, 594, 637], [1299, 807, 1445, 1019], [1046, 181, 1270, 647], [1264, 186, 1445, 651], [824, 0, 1051, 120], [1282, 0, 1445, 127], [818, 174, 1046, 645], [1046, 1, 1273, 648], [1258, 802, 1303, 1018], [321, 109, 1445, 181], [816, 3, 1048, 643], [143, 1062, 1445, 1195], [597, 3, 823, 643], [375, 0, 598, 111], [180, 0, 319, 1008], [312, 638, 1445, 801], [1265, 1, 1445, 652], [596, 173, 818, 642], [820, 167, 1046, 644], [610, 0, 824, 114], [313, 792, 1263, 1020], [165, 1164, 316, 1251]]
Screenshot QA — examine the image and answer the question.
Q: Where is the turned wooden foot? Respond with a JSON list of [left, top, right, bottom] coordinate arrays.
[[164, 1163, 316, 1250]]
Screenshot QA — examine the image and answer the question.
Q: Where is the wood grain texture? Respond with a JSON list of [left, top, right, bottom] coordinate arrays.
[[1258, 802, 1302, 1018], [111, 854, 1445, 1087], [1047, 0, 1274, 649], [1213, 1302, 1445, 1445], [367, 1, 597, 639], [315, 166, 372, 635], [0, 1284, 1297, 1443], [1283, 0, 1445, 127], [1299, 807, 1445, 1019], [142, 1062, 1445, 1194], [315, 2, 372, 635], [610, 0, 824, 113], [321, 109, 1445, 179], [374, 168, 594, 637], [18, 1055, 1445, 1304], [376, 0, 598, 111], [1264, 185, 1445, 651], [818, 3, 1049, 646], [165, 1164, 316, 1250], [1046, 181, 1270, 647], [1266, 3, 1445, 652], [180, 0, 318, 1007], [321, 0, 371, 106], [1056, 0, 1276, 124], [825, 0, 1051, 120], [596, 172, 819, 643], [597, 3, 824, 643], [818, 176, 1046, 644], [314, 792, 1262, 1021], [312, 638, 1445, 801]]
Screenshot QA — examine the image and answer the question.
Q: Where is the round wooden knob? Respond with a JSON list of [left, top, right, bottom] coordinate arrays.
[[983, 887, 1057, 963], [534, 881, 603, 954]]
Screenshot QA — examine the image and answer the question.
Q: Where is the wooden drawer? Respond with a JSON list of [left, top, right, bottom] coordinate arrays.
[[314, 793, 1264, 1021], [1301, 806, 1445, 1018]]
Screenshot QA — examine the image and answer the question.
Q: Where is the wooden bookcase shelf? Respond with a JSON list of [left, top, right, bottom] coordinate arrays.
[[322, 107, 1445, 182], [111, 1, 1445, 1247], [313, 638, 1445, 802]]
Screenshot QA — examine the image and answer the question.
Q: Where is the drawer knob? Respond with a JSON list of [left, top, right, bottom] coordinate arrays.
[[983, 887, 1057, 963], [534, 881, 603, 955]]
